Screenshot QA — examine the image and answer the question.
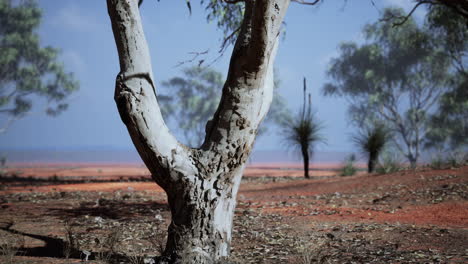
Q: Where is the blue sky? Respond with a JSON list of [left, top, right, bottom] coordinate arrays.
[[0, 0, 421, 153]]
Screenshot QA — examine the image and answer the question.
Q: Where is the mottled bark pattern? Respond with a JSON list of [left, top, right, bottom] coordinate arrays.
[[107, 0, 290, 263]]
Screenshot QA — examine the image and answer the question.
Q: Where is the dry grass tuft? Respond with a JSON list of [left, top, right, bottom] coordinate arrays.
[[0, 232, 25, 264]]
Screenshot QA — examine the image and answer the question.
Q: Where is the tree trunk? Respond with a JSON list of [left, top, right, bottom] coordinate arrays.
[[107, 0, 290, 262], [301, 146, 310, 179], [162, 168, 243, 263], [368, 152, 376, 173], [408, 155, 417, 169]]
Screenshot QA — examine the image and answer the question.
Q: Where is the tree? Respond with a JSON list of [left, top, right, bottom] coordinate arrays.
[[323, 8, 451, 168], [424, 5, 468, 150], [159, 67, 223, 147], [281, 78, 325, 179], [159, 66, 289, 147], [107, 0, 291, 262], [0, 0, 79, 133], [352, 122, 392, 173], [382, 0, 468, 26]]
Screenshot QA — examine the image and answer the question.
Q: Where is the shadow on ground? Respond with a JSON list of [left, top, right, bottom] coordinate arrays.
[[47, 200, 170, 220]]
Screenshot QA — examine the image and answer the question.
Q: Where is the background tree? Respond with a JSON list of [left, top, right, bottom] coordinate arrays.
[[323, 8, 451, 168], [159, 66, 289, 147], [0, 0, 79, 133], [424, 5, 468, 150], [107, 0, 291, 262], [159, 67, 222, 147], [281, 78, 325, 179], [382, 0, 468, 25], [352, 122, 392, 173]]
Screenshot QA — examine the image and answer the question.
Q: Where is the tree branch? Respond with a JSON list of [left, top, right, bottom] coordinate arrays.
[[203, 0, 290, 161], [382, 0, 468, 27], [107, 0, 197, 187], [292, 0, 321, 5], [0, 116, 18, 134], [381, 1, 428, 27], [224, 0, 245, 4]]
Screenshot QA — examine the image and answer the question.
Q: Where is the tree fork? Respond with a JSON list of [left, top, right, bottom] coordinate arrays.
[[107, 0, 290, 262]]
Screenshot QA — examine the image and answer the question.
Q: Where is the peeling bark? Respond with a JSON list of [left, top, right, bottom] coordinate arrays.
[[107, 0, 290, 262]]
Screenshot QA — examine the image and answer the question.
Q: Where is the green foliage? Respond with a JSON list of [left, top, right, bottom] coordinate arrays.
[[426, 5, 468, 62], [322, 7, 451, 167], [159, 67, 221, 147], [424, 5, 468, 150], [352, 122, 392, 173], [201, 0, 244, 51], [426, 81, 468, 149], [339, 154, 357, 177], [281, 78, 325, 178], [353, 123, 392, 157], [159, 66, 288, 147], [0, 0, 78, 132]]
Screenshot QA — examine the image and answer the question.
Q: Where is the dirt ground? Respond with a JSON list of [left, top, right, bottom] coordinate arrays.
[[0, 164, 466, 263]]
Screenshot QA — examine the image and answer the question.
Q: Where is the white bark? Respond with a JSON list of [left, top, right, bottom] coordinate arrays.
[[107, 0, 290, 262]]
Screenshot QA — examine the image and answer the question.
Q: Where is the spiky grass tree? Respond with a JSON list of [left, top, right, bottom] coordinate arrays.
[[353, 123, 392, 173], [282, 78, 325, 178]]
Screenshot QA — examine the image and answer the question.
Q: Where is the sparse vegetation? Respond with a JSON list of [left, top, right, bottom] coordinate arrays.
[[95, 227, 121, 263], [0, 156, 7, 177], [0, 164, 467, 263], [323, 7, 456, 168], [376, 151, 403, 174], [147, 229, 166, 256], [339, 154, 358, 176], [63, 220, 78, 260], [127, 254, 145, 264], [353, 123, 392, 173], [282, 78, 325, 179], [298, 239, 330, 264], [0, 231, 24, 264], [430, 150, 468, 169], [430, 153, 445, 170]]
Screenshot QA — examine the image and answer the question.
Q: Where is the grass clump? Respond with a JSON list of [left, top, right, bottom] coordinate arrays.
[[63, 220, 79, 260], [95, 228, 121, 263], [352, 122, 392, 173], [0, 232, 24, 264], [430, 150, 467, 169], [375, 151, 402, 174], [340, 154, 358, 176]]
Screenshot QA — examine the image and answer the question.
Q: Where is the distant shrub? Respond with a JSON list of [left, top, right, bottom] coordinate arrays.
[[447, 151, 467, 167], [429, 153, 446, 169], [0, 156, 6, 167], [0, 156, 6, 177], [340, 154, 358, 176], [352, 122, 392, 173], [376, 151, 402, 174], [430, 150, 467, 169]]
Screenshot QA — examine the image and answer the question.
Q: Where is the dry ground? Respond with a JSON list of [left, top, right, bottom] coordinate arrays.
[[0, 164, 466, 263]]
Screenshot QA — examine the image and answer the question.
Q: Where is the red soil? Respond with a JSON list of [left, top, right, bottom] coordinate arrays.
[[2, 164, 467, 228]]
